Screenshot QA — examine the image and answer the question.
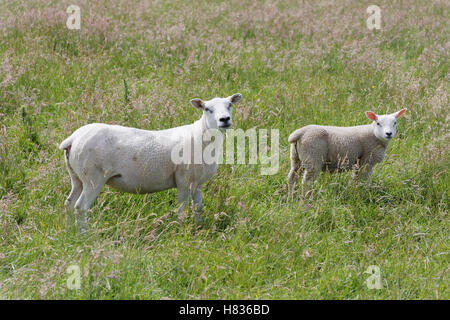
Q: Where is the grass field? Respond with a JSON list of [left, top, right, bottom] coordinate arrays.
[[0, 0, 448, 299]]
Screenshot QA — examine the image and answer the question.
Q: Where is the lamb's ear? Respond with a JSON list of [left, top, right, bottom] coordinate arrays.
[[395, 108, 407, 118], [190, 98, 204, 110], [229, 93, 242, 104], [365, 111, 378, 121]]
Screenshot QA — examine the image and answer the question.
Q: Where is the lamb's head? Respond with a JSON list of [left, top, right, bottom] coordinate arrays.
[[190, 93, 242, 131], [366, 108, 407, 142]]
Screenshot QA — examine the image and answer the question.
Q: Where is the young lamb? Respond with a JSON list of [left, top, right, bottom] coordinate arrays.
[[287, 108, 407, 196], [60, 93, 242, 232]]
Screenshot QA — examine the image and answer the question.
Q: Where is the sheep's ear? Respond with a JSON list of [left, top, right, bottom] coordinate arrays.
[[190, 98, 204, 110], [229, 93, 242, 104], [395, 108, 407, 118], [365, 111, 378, 121]]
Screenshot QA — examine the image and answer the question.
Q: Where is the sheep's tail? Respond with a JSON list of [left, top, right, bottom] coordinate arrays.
[[59, 135, 73, 150], [59, 135, 74, 166]]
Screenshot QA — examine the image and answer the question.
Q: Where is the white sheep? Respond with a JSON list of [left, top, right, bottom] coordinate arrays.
[[287, 108, 407, 196], [60, 93, 242, 232]]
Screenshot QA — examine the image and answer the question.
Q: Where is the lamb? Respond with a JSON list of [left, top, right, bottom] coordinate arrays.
[[287, 108, 407, 196], [60, 93, 242, 233]]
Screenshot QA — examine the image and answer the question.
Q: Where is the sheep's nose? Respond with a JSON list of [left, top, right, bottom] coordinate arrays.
[[219, 116, 231, 123], [386, 132, 392, 137]]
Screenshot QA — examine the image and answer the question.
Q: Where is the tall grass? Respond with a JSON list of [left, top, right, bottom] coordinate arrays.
[[0, 0, 448, 299]]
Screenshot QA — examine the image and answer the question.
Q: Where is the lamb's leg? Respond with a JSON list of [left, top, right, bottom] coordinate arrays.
[[356, 164, 374, 180], [298, 140, 327, 199], [191, 187, 203, 224], [301, 165, 320, 198], [354, 157, 375, 181], [74, 176, 106, 234]]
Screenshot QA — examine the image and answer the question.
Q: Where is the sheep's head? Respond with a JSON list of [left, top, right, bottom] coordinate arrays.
[[190, 93, 242, 131], [366, 108, 407, 142]]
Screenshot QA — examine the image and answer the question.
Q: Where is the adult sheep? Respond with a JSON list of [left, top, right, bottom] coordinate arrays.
[[60, 93, 242, 233], [287, 108, 407, 196]]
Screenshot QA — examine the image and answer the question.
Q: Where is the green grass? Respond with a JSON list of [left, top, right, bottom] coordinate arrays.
[[0, 0, 448, 299]]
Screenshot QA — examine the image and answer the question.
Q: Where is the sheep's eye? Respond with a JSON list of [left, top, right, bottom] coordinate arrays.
[[376, 122, 381, 126], [394, 122, 396, 125], [205, 108, 213, 113]]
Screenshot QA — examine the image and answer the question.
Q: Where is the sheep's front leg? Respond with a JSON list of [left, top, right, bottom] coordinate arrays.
[[192, 188, 203, 224], [64, 173, 83, 227], [177, 188, 189, 221], [356, 165, 374, 180], [353, 160, 375, 181]]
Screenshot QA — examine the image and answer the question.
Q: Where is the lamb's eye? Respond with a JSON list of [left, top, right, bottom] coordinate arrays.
[[394, 122, 396, 126], [376, 122, 381, 126], [205, 108, 213, 113]]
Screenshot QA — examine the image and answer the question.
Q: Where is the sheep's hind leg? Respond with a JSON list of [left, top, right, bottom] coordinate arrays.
[[63, 153, 82, 227], [299, 139, 326, 200], [192, 187, 203, 224], [301, 167, 320, 199], [65, 173, 82, 227], [287, 166, 303, 199], [287, 143, 302, 198], [74, 176, 106, 234]]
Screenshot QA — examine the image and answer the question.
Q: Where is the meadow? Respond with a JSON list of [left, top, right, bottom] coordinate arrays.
[[0, 0, 448, 299]]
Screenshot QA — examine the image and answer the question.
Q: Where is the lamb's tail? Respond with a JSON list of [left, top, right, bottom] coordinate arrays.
[[289, 128, 307, 169], [289, 142, 299, 166], [288, 129, 304, 169], [288, 128, 304, 144]]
